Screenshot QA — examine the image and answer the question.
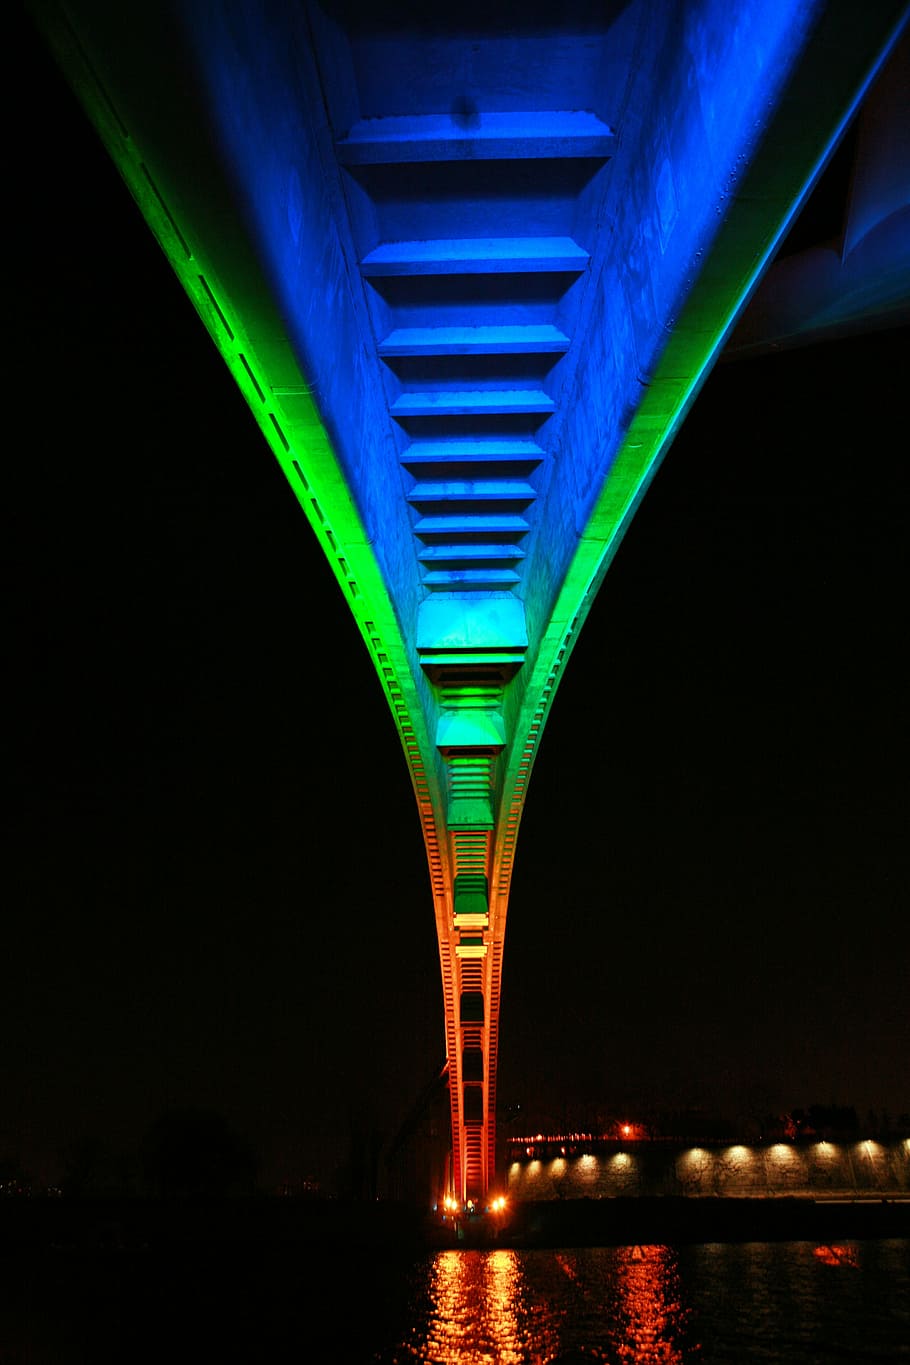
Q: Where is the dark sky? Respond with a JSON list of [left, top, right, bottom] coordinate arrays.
[[7, 20, 908, 1188]]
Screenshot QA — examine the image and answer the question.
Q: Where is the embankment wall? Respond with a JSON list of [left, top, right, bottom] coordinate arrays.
[[506, 1139, 910, 1201]]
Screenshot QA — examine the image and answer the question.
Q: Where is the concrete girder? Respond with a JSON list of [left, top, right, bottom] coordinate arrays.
[[31, 0, 908, 1203]]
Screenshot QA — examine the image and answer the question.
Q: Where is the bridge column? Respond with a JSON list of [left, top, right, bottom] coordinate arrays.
[[421, 595, 526, 1202], [439, 723, 498, 1203]]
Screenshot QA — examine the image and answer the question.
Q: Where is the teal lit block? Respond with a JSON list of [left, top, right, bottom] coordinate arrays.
[[437, 710, 505, 750], [448, 796, 494, 829], [454, 874, 489, 918], [417, 597, 528, 656]]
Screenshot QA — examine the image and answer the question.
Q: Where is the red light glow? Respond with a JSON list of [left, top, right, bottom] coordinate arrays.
[[813, 1245, 860, 1268]]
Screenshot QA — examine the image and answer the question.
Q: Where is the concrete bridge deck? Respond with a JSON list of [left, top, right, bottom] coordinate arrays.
[[31, 0, 909, 1200]]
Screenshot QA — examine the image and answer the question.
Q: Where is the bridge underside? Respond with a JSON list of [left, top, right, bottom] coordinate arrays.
[[33, 0, 908, 1201]]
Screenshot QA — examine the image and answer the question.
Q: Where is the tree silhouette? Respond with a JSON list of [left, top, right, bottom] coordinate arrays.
[[141, 1109, 257, 1198]]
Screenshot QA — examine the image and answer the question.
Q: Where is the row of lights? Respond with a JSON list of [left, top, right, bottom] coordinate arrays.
[[511, 1138, 896, 1169], [517, 1126, 640, 1160]]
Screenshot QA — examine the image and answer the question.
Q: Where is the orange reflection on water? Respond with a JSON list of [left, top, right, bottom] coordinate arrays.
[[613, 1245, 691, 1364], [421, 1248, 558, 1364], [813, 1244, 860, 1268]]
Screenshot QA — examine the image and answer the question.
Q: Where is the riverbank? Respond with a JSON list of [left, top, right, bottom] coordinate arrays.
[[489, 1195, 910, 1248], [3, 1194, 908, 1253]]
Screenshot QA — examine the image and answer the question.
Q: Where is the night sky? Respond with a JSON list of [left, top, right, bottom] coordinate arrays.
[[7, 20, 908, 1189]]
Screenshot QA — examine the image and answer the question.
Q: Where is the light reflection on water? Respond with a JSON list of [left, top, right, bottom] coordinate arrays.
[[6, 1228, 907, 1360], [378, 1239, 910, 1364], [420, 1249, 559, 1364], [385, 1244, 695, 1364], [614, 1245, 689, 1363]]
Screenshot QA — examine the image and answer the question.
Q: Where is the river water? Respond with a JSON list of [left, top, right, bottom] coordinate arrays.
[[373, 1241, 909, 1364], [8, 1236, 908, 1362]]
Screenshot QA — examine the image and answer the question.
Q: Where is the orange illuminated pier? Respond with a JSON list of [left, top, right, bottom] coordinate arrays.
[[31, 0, 909, 1202]]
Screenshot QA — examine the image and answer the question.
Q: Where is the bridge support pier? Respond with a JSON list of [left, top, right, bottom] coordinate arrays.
[[424, 638, 523, 1204], [36, 0, 908, 1216]]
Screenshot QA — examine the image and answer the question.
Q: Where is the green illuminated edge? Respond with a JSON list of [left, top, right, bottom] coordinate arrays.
[[492, 9, 908, 905], [34, 8, 448, 882], [36, 2, 906, 926]]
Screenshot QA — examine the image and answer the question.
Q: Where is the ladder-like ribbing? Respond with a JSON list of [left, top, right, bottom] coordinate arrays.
[[337, 110, 614, 164], [363, 231, 582, 587], [422, 568, 522, 588], [338, 98, 613, 1200], [401, 438, 545, 468], [379, 325, 570, 357], [407, 481, 536, 504], [360, 236, 590, 276], [414, 514, 530, 536], [391, 389, 555, 418], [418, 543, 526, 563]]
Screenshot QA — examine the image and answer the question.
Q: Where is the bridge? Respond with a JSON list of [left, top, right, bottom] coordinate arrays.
[[32, 0, 908, 1203]]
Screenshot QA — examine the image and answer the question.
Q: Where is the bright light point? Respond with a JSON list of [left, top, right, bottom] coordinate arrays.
[[621, 1124, 632, 1137]]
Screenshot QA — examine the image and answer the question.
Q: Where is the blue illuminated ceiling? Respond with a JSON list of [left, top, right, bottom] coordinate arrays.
[[30, 0, 909, 746], [30, 0, 909, 1199], [162, 0, 907, 666]]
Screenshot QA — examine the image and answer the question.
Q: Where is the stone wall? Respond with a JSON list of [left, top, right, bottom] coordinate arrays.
[[506, 1140, 910, 1201]]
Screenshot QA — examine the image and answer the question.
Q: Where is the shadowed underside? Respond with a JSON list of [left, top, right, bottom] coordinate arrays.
[[33, 0, 908, 1201]]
